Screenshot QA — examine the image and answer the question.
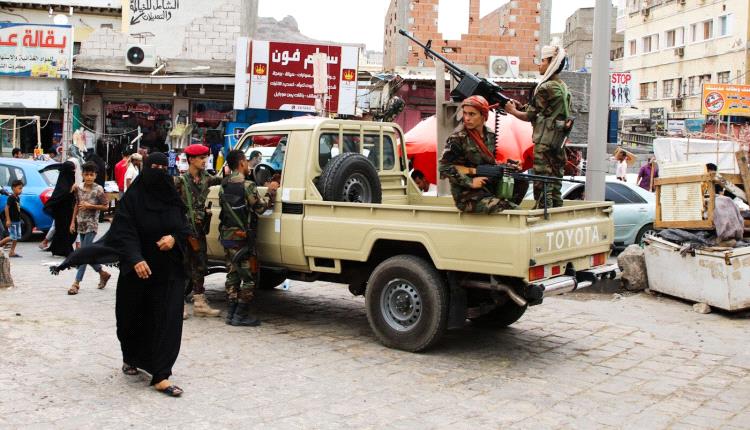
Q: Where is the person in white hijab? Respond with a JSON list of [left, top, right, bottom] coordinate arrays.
[[505, 45, 572, 209]]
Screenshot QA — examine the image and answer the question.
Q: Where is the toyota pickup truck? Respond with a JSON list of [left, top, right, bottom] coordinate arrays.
[[205, 117, 617, 352]]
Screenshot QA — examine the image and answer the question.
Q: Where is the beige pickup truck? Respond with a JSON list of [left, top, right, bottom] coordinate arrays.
[[206, 118, 616, 352]]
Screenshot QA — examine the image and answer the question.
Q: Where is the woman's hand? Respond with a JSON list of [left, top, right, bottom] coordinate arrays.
[[69, 223, 76, 234], [156, 235, 175, 251], [134, 261, 152, 279]]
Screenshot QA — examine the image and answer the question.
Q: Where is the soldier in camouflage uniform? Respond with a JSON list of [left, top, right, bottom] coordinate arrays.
[[220, 149, 277, 327], [439, 95, 515, 214], [175, 144, 223, 319], [506, 45, 573, 209]]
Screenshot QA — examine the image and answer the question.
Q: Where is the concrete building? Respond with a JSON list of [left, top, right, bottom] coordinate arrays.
[[563, 7, 623, 72], [383, 0, 551, 77], [0, 1, 120, 155], [622, 0, 749, 117]]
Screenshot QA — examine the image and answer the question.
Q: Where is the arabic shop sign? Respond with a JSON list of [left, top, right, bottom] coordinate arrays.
[[0, 23, 73, 79], [234, 38, 360, 115], [701, 83, 750, 117], [129, 0, 180, 26]]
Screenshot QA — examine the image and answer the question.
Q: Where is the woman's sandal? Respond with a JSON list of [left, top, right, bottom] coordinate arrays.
[[67, 284, 79, 295], [121, 364, 138, 376], [157, 385, 183, 397]]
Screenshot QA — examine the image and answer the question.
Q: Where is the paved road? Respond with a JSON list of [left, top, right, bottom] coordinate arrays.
[[1, 237, 750, 429]]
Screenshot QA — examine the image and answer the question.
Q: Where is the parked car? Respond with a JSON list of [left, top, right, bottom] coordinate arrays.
[[0, 158, 56, 241], [525, 175, 654, 246]]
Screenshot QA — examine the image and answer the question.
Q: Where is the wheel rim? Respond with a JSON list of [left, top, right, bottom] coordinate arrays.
[[639, 228, 656, 245], [380, 278, 422, 332], [341, 173, 372, 203]]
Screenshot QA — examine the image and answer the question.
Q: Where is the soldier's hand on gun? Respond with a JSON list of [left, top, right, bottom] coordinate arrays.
[[471, 177, 489, 189], [505, 159, 521, 172], [134, 261, 152, 279], [156, 235, 175, 251]]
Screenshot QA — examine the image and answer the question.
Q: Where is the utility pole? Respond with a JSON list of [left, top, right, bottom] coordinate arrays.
[[585, 0, 612, 201]]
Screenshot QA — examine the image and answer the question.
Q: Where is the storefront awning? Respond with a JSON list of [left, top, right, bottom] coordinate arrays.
[[73, 71, 235, 85]]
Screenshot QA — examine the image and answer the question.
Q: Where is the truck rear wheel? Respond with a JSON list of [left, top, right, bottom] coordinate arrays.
[[258, 269, 286, 290], [318, 153, 382, 204], [365, 255, 448, 352], [469, 300, 527, 328]]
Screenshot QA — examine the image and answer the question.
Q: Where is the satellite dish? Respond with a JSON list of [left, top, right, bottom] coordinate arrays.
[[126, 46, 145, 65], [491, 58, 509, 76]]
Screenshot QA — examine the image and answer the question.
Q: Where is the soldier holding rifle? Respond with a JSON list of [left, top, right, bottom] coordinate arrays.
[[439, 95, 520, 214], [505, 45, 573, 209]]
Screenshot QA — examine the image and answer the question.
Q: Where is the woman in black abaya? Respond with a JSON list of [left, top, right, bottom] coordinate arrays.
[[44, 161, 77, 257], [52, 153, 190, 396]]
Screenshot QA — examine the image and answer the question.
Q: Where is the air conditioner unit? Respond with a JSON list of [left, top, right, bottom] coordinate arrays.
[[678, 0, 686, 5], [125, 44, 156, 68], [488, 56, 520, 79], [641, 8, 650, 17], [674, 47, 684, 57], [672, 98, 683, 110]]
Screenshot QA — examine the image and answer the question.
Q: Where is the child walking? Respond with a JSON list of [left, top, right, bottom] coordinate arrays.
[[1, 180, 24, 257], [68, 162, 111, 295]]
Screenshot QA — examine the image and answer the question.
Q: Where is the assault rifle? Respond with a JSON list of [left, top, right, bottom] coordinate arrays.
[[456, 163, 585, 218], [398, 29, 511, 109]]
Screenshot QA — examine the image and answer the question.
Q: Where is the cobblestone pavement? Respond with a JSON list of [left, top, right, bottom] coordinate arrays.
[[1, 237, 750, 429]]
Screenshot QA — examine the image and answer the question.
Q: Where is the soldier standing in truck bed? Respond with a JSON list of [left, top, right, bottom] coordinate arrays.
[[506, 45, 573, 209], [175, 144, 223, 319], [439, 95, 515, 214]]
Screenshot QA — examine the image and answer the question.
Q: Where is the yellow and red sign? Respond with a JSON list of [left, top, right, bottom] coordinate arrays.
[[701, 83, 750, 117]]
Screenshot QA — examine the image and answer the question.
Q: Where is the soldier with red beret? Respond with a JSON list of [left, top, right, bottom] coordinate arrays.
[[175, 144, 223, 319]]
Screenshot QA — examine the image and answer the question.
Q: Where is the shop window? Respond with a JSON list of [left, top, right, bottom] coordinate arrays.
[[105, 101, 173, 152]]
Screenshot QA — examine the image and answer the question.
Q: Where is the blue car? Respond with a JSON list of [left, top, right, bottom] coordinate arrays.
[[0, 158, 57, 241]]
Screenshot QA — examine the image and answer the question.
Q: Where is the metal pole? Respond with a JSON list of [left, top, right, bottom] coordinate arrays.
[[584, 0, 612, 201], [435, 61, 450, 197]]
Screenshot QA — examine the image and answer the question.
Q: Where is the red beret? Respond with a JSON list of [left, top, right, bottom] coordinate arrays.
[[184, 144, 209, 156]]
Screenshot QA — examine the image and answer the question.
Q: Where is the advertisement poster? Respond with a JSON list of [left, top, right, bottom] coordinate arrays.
[[610, 72, 633, 108], [234, 38, 359, 115], [0, 23, 73, 79], [701, 83, 750, 117]]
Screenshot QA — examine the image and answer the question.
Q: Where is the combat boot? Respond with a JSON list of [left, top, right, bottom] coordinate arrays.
[[229, 303, 261, 327], [193, 294, 221, 317], [225, 301, 238, 325]]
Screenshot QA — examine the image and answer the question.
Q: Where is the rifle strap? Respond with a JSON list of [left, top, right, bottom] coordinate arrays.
[[466, 128, 496, 164], [181, 175, 197, 233]]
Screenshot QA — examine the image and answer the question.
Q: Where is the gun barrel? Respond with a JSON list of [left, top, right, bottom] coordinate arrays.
[[397, 29, 464, 76]]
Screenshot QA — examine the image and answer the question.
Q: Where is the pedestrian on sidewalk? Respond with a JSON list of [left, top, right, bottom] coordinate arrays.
[[637, 157, 659, 192], [124, 153, 142, 193], [51, 152, 190, 397], [44, 161, 77, 257], [67, 162, 111, 295], [1, 180, 24, 257]]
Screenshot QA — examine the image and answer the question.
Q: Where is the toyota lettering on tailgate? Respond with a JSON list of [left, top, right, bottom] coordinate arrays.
[[545, 226, 603, 251]]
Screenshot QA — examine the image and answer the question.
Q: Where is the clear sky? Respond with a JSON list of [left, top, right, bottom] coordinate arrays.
[[258, 0, 601, 51]]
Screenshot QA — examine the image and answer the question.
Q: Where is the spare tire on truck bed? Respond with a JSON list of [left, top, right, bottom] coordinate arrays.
[[317, 153, 382, 204]]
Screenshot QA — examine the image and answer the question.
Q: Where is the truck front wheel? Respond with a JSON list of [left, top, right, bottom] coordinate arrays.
[[365, 255, 448, 352]]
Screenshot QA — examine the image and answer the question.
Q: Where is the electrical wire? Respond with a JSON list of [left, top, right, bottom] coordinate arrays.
[[0, 114, 52, 131]]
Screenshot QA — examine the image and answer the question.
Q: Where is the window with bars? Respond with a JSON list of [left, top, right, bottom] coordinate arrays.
[[718, 71, 730, 84], [663, 80, 674, 98], [639, 83, 649, 100]]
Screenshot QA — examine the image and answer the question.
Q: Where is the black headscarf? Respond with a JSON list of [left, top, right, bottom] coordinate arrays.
[[133, 152, 185, 212], [44, 161, 75, 211]]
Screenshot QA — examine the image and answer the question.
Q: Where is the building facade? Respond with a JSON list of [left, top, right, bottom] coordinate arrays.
[[383, 0, 551, 77], [563, 7, 624, 72], [0, 1, 120, 155], [622, 0, 749, 116]]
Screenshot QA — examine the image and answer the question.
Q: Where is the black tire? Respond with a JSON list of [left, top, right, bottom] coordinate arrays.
[[1, 211, 34, 242], [258, 269, 286, 290], [318, 153, 382, 204], [635, 223, 655, 246], [365, 255, 448, 352], [470, 300, 528, 328]]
